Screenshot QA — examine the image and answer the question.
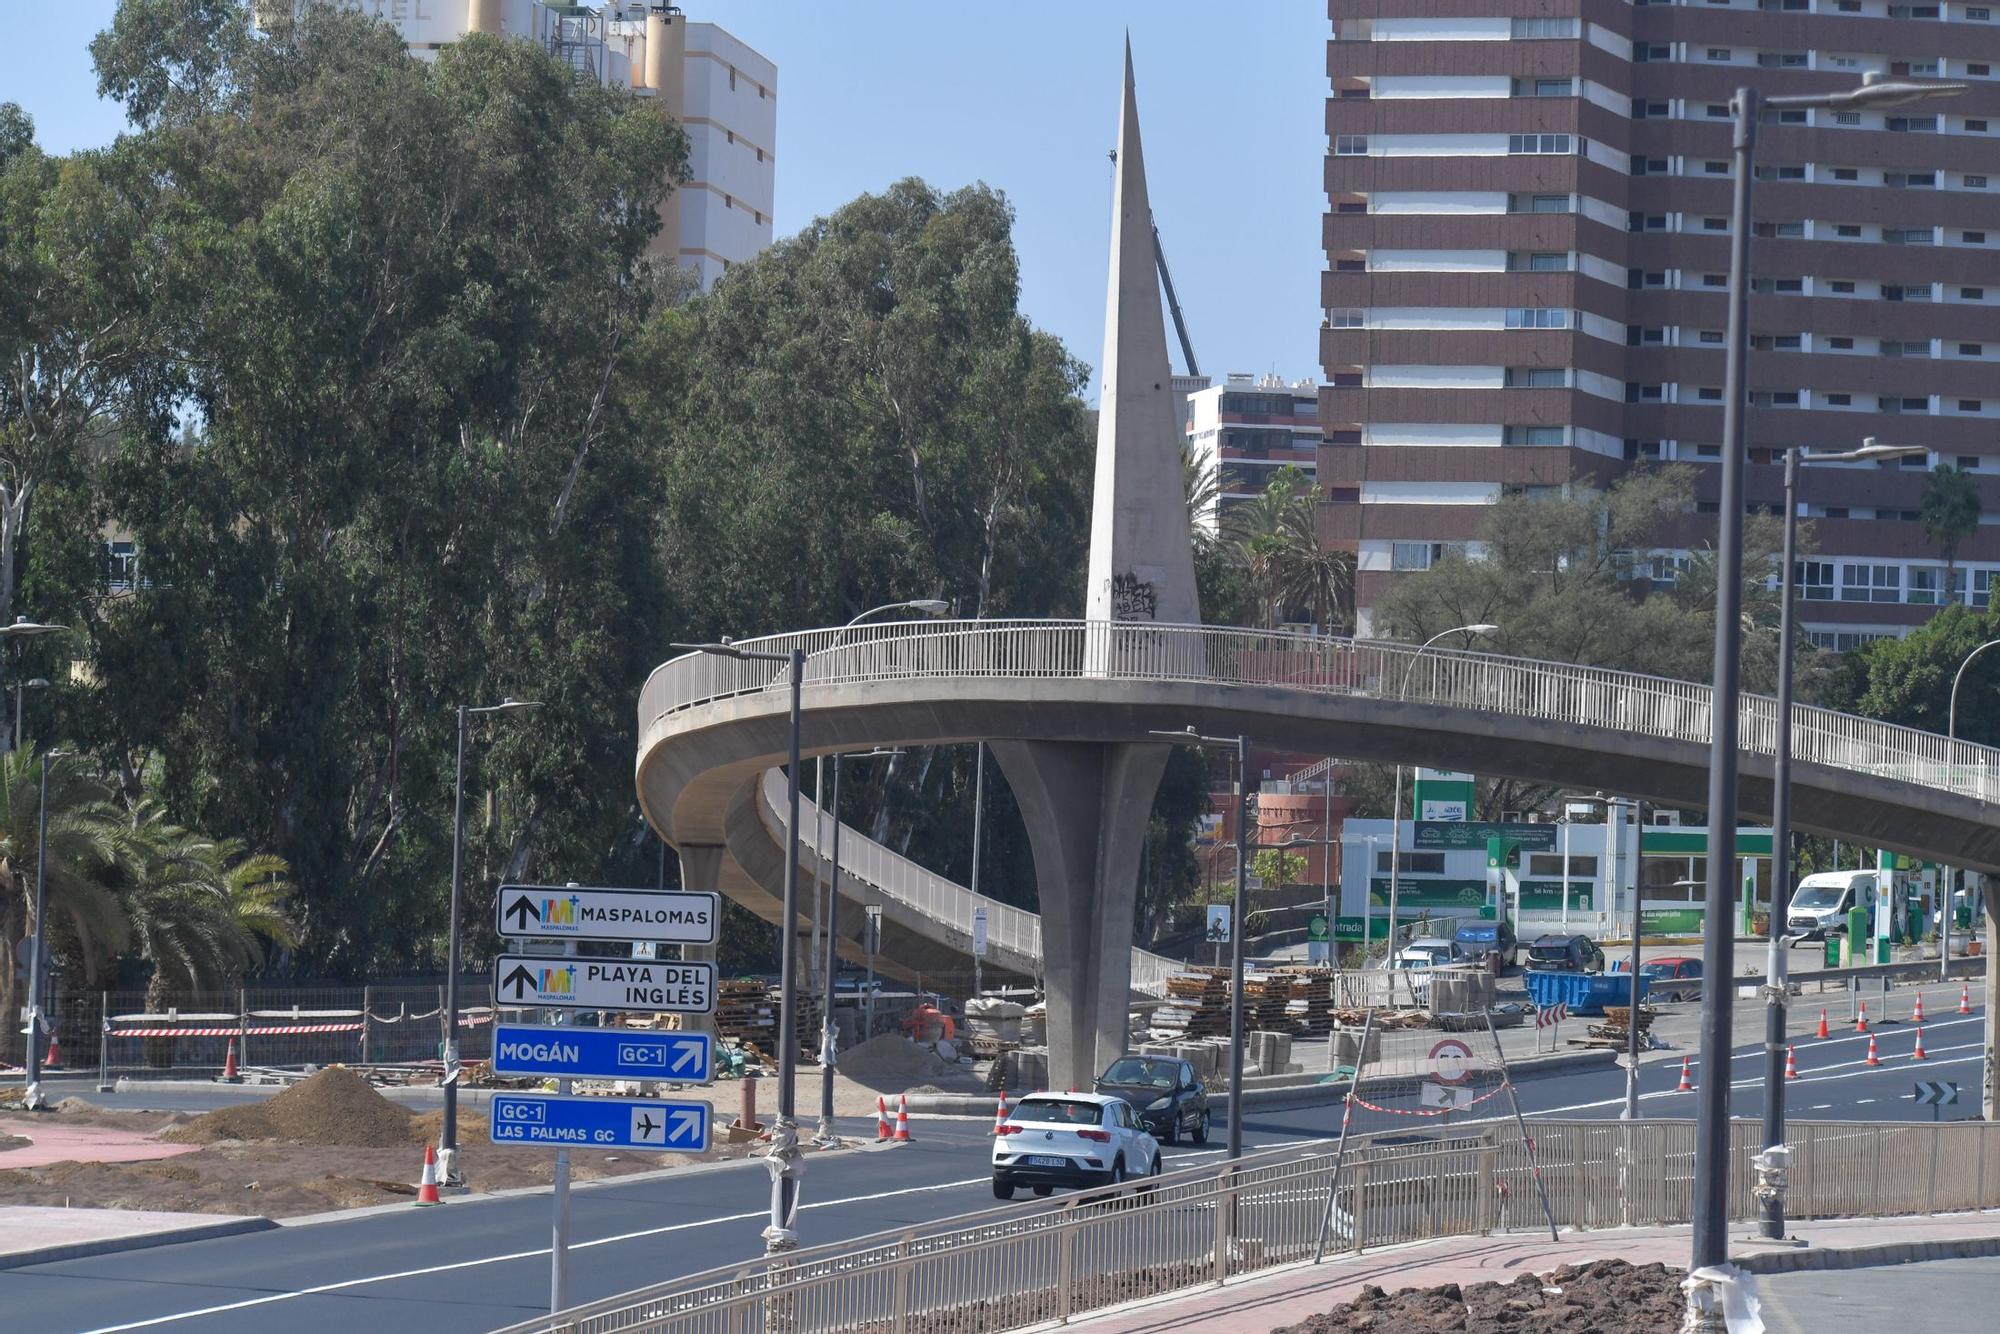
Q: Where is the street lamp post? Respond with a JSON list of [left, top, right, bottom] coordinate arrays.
[[8, 678, 50, 750], [439, 697, 543, 1187], [1689, 72, 1966, 1303], [22, 747, 69, 1111], [814, 746, 903, 1148], [1945, 636, 2000, 981], [1757, 439, 1926, 1240], [0, 619, 66, 754], [1152, 728, 1251, 1158], [1383, 625, 1498, 965]]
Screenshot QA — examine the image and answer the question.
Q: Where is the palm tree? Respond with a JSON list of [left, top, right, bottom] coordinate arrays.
[[0, 747, 131, 1059], [1921, 464, 1981, 593], [1223, 467, 1355, 632], [119, 801, 295, 1007]]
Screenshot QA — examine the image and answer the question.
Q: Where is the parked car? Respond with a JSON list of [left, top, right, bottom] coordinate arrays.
[[1094, 1054, 1210, 1145], [1453, 921, 1518, 970], [992, 1092, 1162, 1199], [1391, 937, 1464, 1004], [1609, 955, 1702, 1002], [1526, 934, 1605, 973]]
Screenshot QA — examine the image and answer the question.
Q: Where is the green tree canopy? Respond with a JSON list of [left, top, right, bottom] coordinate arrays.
[[1920, 464, 1982, 578]]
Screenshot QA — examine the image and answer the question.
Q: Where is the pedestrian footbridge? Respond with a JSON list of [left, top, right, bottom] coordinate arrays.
[[637, 620, 2000, 989]]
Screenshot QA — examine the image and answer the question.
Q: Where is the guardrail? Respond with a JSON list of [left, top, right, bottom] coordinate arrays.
[[639, 620, 2000, 806], [495, 1115, 2000, 1334]]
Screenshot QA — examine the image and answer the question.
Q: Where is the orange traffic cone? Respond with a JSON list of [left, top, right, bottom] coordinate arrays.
[[992, 1087, 1010, 1136], [1962, 983, 1974, 1015], [1855, 1001, 1870, 1033], [1912, 1026, 1929, 1061], [414, 1144, 442, 1206], [893, 1092, 913, 1143], [1913, 992, 1926, 1024], [876, 1095, 892, 1142], [1676, 1056, 1694, 1092], [1865, 1034, 1881, 1066], [1784, 1045, 1799, 1080], [43, 1033, 60, 1069], [219, 1038, 242, 1084], [1815, 1008, 1830, 1040]]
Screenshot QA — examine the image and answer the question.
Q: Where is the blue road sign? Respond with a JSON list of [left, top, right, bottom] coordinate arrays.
[[488, 1093, 710, 1152], [491, 1024, 712, 1083]]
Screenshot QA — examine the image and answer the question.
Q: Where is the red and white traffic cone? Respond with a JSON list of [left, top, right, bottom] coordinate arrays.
[[1865, 1033, 1882, 1067], [1913, 992, 1927, 1025], [1962, 983, 1974, 1015], [1815, 1008, 1830, 1040], [1855, 1001, 1870, 1034], [414, 1144, 442, 1206], [992, 1087, 1009, 1136], [1784, 1045, 1799, 1080], [876, 1095, 892, 1142], [1676, 1055, 1694, 1092], [219, 1037, 242, 1084], [1912, 1026, 1929, 1061], [43, 1033, 60, 1069], [893, 1093, 913, 1143]]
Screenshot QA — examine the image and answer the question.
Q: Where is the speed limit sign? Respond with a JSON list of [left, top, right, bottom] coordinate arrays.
[[1428, 1037, 1476, 1086]]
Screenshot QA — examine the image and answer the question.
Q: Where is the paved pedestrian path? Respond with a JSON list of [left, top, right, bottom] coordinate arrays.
[[0, 1119, 198, 1169], [0, 1206, 273, 1270], [1067, 1211, 2000, 1333]]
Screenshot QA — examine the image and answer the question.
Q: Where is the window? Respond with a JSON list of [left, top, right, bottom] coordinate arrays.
[[1883, 284, 1933, 301], [1510, 251, 1570, 272], [1706, 104, 1731, 119], [1960, 457, 1981, 470], [1962, 343, 1985, 355], [1508, 133, 1572, 154], [1969, 120, 1991, 133], [1973, 6, 1994, 18], [1842, 564, 1901, 603], [1830, 280, 1857, 293], [1708, 48, 1733, 61], [1749, 277, 1804, 294], [1882, 339, 1933, 357], [1758, 52, 1810, 68], [1528, 854, 1600, 878], [1886, 171, 1938, 188], [1328, 308, 1364, 328], [1911, 567, 1946, 606], [1704, 160, 1730, 174], [1334, 135, 1368, 156], [1753, 220, 1805, 237], [1507, 367, 1567, 388], [1626, 383, 1666, 402], [1878, 395, 1932, 413], [1830, 336, 1855, 349], [1832, 168, 1860, 181], [1889, 3, 1941, 14], [1834, 111, 1862, 126], [1974, 64, 1996, 76], [1634, 157, 1671, 176], [1504, 425, 1565, 446], [1961, 400, 1985, 412], [1966, 231, 1989, 243], [1392, 542, 1444, 571], [1835, 224, 1863, 238], [1964, 287, 1987, 299], [105, 541, 138, 592], [1510, 193, 1574, 214], [1697, 386, 1725, 401], [1629, 213, 1668, 232], [1515, 77, 1577, 97], [1888, 116, 1941, 133], [1976, 571, 1994, 609], [1635, 100, 1671, 118], [1335, 258, 1365, 272], [1702, 273, 1729, 287], [1699, 330, 1726, 345], [1512, 17, 1579, 37], [1754, 164, 1807, 181], [1376, 850, 1447, 875], [1506, 307, 1569, 328], [1826, 393, 1853, 405], [1636, 44, 1673, 61], [1799, 561, 1835, 600]]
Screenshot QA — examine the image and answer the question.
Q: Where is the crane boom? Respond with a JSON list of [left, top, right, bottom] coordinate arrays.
[[1151, 220, 1199, 378]]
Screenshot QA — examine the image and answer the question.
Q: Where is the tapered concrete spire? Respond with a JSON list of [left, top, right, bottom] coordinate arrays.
[[1086, 40, 1200, 627]]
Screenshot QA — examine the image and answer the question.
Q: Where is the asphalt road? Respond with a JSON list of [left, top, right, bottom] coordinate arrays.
[[1, 1004, 1984, 1334]]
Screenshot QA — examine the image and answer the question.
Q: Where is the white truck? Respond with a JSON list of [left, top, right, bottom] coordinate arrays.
[[1785, 868, 1907, 942]]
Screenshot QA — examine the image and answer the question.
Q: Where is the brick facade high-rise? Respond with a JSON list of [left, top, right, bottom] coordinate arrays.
[[1322, 1, 2000, 646]]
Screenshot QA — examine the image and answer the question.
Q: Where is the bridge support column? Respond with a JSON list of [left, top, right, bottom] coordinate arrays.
[[990, 739, 1167, 1091], [675, 844, 724, 1045]]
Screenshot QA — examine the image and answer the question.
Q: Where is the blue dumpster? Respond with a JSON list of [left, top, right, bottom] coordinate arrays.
[[1527, 969, 1647, 1017]]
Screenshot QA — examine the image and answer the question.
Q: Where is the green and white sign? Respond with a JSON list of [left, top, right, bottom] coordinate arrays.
[[1413, 821, 1557, 852], [1413, 769, 1474, 822], [1368, 878, 1487, 910], [1516, 880, 1594, 912], [1640, 905, 1706, 935], [1307, 914, 1330, 942]]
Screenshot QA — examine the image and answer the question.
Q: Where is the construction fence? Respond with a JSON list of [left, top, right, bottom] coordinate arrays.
[[491, 1114, 2000, 1334]]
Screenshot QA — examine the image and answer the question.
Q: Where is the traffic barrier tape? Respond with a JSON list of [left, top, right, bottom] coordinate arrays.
[[1348, 1082, 1512, 1118]]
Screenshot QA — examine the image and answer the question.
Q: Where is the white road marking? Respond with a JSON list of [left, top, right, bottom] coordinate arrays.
[[1856, 1099, 1875, 1105]]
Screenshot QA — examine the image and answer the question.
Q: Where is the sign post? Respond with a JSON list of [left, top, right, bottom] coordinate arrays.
[[864, 906, 882, 1039], [972, 906, 988, 999], [1206, 904, 1232, 967]]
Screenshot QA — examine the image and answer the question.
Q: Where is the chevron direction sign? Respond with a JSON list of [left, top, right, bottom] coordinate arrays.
[[1913, 1081, 1959, 1107], [493, 955, 715, 1013], [495, 885, 719, 944], [488, 1093, 710, 1153], [491, 1024, 712, 1083]]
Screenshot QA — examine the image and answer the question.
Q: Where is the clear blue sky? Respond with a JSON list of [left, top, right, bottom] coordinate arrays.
[[0, 1, 1330, 398]]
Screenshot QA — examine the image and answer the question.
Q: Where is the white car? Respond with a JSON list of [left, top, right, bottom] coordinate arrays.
[[991, 1091, 1162, 1200]]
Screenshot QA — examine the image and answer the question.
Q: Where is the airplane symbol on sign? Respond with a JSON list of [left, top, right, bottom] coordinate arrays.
[[635, 1111, 662, 1141]]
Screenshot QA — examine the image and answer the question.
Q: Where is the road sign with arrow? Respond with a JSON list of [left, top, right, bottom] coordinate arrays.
[[1914, 1080, 1959, 1106], [493, 954, 715, 1013], [491, 1024, 712, 1083], [494, 885, 719, 944], [488, 1093, 710, 1152]]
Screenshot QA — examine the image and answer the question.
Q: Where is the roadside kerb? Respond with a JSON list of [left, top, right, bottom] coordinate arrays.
[[1737, 1232, 2000, 1275], [0, 1212, 277, 1272]]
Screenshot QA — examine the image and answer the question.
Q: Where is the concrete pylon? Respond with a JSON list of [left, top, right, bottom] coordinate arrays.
[[996, 43, 1201, 1091], [675, 844, 724, 1044]]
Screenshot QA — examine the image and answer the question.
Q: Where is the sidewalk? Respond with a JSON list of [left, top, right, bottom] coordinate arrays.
[[0, 1206, 274, 1270], [1065, 1211, 2000, 1333], [0, 1119, 199, 1169]]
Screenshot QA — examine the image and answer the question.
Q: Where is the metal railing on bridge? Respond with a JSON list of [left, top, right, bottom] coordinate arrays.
[[492, 1115, 2000, 1334], [641, 620, 2000, 806]]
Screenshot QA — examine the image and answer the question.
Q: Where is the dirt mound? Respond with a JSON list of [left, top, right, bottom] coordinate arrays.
[[837, 1034, 956, 1082], [167, 1066, 420, 1148], [1275, 1259, 1685, 1333]]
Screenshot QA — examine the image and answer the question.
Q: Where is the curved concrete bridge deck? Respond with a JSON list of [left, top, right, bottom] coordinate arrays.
[[639, 618, 2000, 934], [637, 620, 2000, 1076]]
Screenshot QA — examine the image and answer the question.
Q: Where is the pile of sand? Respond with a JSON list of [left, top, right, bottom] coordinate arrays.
[[167, 1066, 422, 1148], [838, 1033, 956, 1081]]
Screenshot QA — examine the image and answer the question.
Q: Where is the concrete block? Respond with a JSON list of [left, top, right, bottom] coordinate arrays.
[[1001, 1047, 1050, 1093], [1331, 1026, 1381, 1071], [1172, 1043, 1218, 1078]]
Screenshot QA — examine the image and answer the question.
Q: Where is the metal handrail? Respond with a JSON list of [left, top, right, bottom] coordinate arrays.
[[494, 1114, 2000, 1334], [641, 620, 2000, 806], [764, 769, 1185, 995]]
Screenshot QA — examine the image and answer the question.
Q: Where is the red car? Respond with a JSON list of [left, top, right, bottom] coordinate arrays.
[[1611, 955, 1703, 1003]]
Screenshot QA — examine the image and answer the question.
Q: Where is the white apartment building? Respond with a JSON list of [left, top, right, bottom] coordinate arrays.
[[318, 2, 775, 289], [1185, 374, 1323, 535]]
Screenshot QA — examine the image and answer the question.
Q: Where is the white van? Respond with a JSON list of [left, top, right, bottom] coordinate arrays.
[[1786, 870, 1896, 941]]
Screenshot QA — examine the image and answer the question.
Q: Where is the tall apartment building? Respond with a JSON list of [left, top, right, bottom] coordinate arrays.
[[1321, 2, 2000, 645], [1186, 374, 1325, 534], [314, 2, 774, 289]]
